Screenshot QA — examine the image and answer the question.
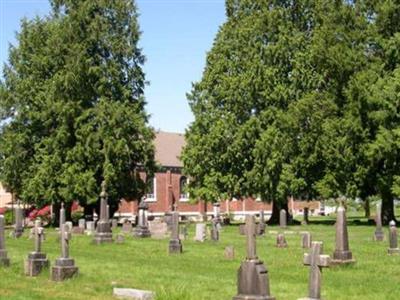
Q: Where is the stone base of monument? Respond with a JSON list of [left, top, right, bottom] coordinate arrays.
[[388, 248, 400, 255], [24, 252, 49, 276], [374, 231, 384, 241], [51, 258, 78, 281], [331, 250, 356, 265], [134, 226, 151, 238], [93, 232, 113, 244], [0, 250, 10, 267], [168, 239, 182, 254], [232, 260, 275, 300]]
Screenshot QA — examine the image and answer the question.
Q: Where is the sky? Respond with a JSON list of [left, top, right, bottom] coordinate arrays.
[[0, 0, 227, 133]]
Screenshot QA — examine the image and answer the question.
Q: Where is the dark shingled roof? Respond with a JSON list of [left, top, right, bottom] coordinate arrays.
[[154, 131, 185, 167]]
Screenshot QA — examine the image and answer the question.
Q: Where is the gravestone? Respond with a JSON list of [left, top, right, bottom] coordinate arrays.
[[148, 220, 168, 239], [211, 217, 219, 242], [134, 201, 151, 238], [276, 233, 288, 248], [65, 221, 73, 233], [257, 211, 266, 235], [374, 203, 384, 241], [112, 219, 118, 230], [113, 288, 155, 300], [279, 209, 287, 229], [225, 245, 235, 260], [14, 205, 24, 238], [52, 206, 79, 281], [116, 233, 125, 244], [93, 181, 113, 244], [122, 220, 133, 234], [86, 221, 95, 235], [233, 215, 275, 300], [301, 232, 312, 249], [332, 204, 355, 265], [168, 211, 182, 254], [194, 223, 206, 242], [302, 208, 309, 225], [25, 220, 49, 276], [0, 215, 10, 267], [78, 219, 86, 229], [388, 220, 400, 255], [239, 224, 246, 235], [298, 241, 330, 300]]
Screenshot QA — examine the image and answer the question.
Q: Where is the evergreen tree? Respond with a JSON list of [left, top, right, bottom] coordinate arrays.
[[0, 0, 155, 222]]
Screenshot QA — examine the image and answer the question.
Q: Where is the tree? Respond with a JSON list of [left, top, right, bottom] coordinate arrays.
[[0, 0, 155, 223]]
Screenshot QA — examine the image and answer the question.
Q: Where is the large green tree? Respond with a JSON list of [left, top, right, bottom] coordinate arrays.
[[0, 0, 155, 221]]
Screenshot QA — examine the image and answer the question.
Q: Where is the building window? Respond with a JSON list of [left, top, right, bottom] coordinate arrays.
[[179, 176, 189, 201], [146, 177, 156, 202]]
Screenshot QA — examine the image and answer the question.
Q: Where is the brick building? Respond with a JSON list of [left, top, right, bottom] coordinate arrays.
[[116, 131, 321, 221]]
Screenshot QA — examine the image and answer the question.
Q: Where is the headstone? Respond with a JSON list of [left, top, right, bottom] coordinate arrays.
[[113, 288, 155, 300], [374, 203, 384, 241], [72, 227, 85, 235], [298, 241, 330, 300], [93, 181, 113, 244], [388, 220, 400, 255], [134, 200, 151, 238], [51, 206, 79, 281], [148, 220, 168, 239], [65, 221, 73, 233], [279, 209, 287, 229], [194, 223, 206, 242], [225, 245, 235, 260], [116, 233, 125, 244], [86, 221, 95, 235], [0, 215, 10, 267], [257, 211, 266, 235], [122, 220, 133, 234], [233, 215, 275, 300], [25, 220, 49, 276], [78, 219, 86, 229], [332, 204, 355, 264], [301, 232, 312, 249], [14, 205, 24, 238], [276, 233, 288, 248], [168, 211, 182, 254], [302, 207, 309, 225], [112, 219, 118, 230], [211, 217, 219, 242], [239, 224, 246, 235]]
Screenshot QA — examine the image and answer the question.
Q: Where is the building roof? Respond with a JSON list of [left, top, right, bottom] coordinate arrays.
[[154, 131, 185, 167]]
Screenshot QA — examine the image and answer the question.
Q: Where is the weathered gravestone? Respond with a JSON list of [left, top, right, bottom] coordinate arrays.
[[257, 211, 266, 235], [302, 207, 309, 225], [148, 219, 168, 239], [332, 204, 355, 265], [134, 200, 151, 238], [279, 209, 287, 229], [65, 221, 73, 233], [52, 206, 79, 281], [122, 220, 133, 234], [374, 203, 384, 241], [239, 224, 246, 235], [301, 232, 312, 249], [13, 205, 24, 238], [72, 226, 85, 235], [233, 215, 275, 300], [225, 245, 235, 260], [93, 181, 113, 244], [0, 215, 10, 267], [276, 233, 288, 248], [298, 241, 330, 300], [78, 219, 86, 229], [388, 220, 400, 255], [112, 219, 118, 230], [113, 288, 155, 300], [86, 221, 95, 236], [194, 223, 206, 242], [211, 217, 219, 242], [116, 233, 125, 244], [168, 211, 182, 254], [25, 220, 49, 276]]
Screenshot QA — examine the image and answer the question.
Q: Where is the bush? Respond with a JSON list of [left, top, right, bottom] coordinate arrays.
[[71, 211, 84, 225], [3, 209, 13, 225]]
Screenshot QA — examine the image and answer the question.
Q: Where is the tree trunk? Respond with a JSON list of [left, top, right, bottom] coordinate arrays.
[[65, 201, 72, 222], [52, 202, 61, 227], [267, 200, 289, 225], [381, 191, 396, 225], [364, 198, 370, 219]]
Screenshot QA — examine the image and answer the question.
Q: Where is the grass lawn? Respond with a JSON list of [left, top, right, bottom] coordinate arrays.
[[1, 214, 400, 300]]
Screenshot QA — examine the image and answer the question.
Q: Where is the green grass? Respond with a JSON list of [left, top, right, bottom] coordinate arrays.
[[1, 216, 400, 300]]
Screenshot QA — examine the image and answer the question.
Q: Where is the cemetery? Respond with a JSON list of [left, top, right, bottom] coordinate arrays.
[[1, 0, 400, 299]]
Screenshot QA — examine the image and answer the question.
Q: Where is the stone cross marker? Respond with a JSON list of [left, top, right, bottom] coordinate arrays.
[[0, 215, 10, 267], [134, 200, 151, 238], [299, 241, 330, 300], [332, 204, 355, 264], [233, 215, 275, 300], [279, 209, 287, 229], [388, 220, 400, 255], [14, 204, 24, 238], [168, 211, 182, 254], [374, 203, 384, 241], [25, 220, 49, 276], [93, 181, 113, 244]]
